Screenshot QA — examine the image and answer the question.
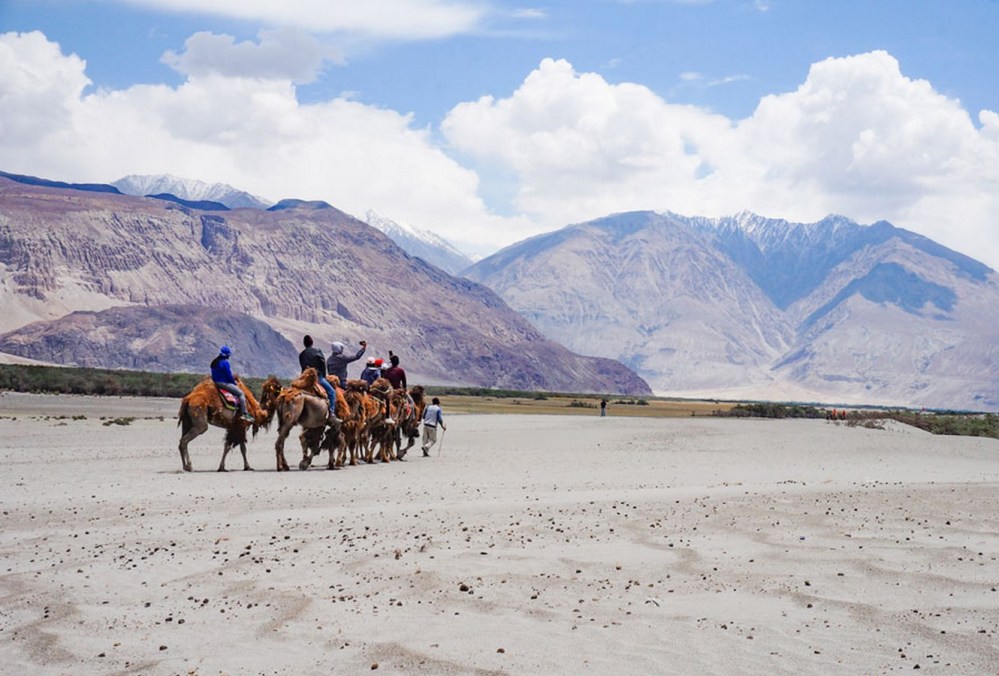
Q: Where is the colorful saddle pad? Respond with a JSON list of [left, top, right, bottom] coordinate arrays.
[[217, 388, 239, 410]]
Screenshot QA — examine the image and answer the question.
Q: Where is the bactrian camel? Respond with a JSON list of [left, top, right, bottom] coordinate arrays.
[[273, 368, 347, 471], [177, 375, 282, 472]]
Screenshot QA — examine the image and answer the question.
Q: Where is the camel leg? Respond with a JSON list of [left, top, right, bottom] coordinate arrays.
[[220, 423, 251, 472], [335, 434, 346, 468], [178, 415, 209, 472], [238, 441, 253, 471], [345, 436, 357, 467], [324, 425, 342, 470], [274, 423, 293, 472], [298, 429, 314, 471], [386, 431, 398, 461], [400, 426, 417, 457], [218, 440, 232, 472], [326, 439, 342, 469], [394, 428, 411, 460]]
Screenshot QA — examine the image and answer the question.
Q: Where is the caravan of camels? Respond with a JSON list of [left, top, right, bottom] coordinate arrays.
[[177, 368, 426, 472]]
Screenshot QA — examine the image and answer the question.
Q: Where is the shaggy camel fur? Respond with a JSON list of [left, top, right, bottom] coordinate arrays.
[[393, 385, 427, 459], [177, 375, 281, 472], [334, 380, 372, 468], [365, 378, 406, 463], [273, 368, 347, 471], [356, 384, 386, 463]]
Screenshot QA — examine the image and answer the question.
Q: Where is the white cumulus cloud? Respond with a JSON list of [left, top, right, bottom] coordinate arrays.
[[0, 31, 90, 145], [443, 52, 999, 270], [1, 30, 997, 271], [0, 30, 524, 252], [162, 28, 339, 83]]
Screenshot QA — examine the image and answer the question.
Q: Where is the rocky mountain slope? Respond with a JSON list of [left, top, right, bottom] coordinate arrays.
[[0, 175, 649, 394], [0, 305, 298, 376], [464, 211, 999, 410]]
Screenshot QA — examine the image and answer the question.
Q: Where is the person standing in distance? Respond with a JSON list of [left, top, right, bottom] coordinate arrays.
[[420, 397, 446, 457]]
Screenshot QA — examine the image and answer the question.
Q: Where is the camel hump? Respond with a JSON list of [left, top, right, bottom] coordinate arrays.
[[345, 379, 369, 392], [291, 368, 319, 391]]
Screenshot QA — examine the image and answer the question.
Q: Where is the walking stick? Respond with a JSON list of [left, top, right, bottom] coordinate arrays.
[[437, 428, 446, 457]]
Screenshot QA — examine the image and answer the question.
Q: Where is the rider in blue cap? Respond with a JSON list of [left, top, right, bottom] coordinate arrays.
[[211, 345, 252, 421]]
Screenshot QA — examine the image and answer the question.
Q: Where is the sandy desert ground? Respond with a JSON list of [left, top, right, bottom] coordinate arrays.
[[1, 391, 997, 675]]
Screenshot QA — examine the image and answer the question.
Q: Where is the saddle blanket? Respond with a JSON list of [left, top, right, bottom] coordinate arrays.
[[216, 387, 239, 410]]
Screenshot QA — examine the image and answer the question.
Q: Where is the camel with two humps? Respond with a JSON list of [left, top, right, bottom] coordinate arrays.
[[333, 379, 375, 468], [177, 375, 282, 472], [362, 378, 406, 463], [393, 385, 426, 459], [273, 368, 346, 471]]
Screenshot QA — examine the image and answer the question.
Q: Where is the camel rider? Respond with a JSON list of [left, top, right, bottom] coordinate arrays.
[[298, 335, 341, 422], [384, 352, 407, 390], [326, 340, 366, 390], [384, 351, 416, 424], [211, 345, 253, 422], [359, 357, 380, 386]]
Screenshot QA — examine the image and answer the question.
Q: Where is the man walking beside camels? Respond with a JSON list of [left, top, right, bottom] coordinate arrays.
[[421, 397, 446, 457]]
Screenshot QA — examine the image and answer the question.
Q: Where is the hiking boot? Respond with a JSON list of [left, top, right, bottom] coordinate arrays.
[[328, 411, 342, 424], [422, 450, 430, 457], [241, 413, 254, 422]]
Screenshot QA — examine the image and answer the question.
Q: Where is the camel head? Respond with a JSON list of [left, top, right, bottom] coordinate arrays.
[[256, 375, 283, 430], [387, 390, 408, 426]]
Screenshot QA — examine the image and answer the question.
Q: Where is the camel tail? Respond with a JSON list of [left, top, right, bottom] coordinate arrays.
[[178, 400, 193, 436], [225, 425, 247, 447]]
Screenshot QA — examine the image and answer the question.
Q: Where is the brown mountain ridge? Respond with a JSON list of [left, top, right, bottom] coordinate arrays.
[[0, 175, 650, 394]]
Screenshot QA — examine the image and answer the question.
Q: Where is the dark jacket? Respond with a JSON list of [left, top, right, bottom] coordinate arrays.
[[210, 355, 236, 385], [326, 345, 366, 386], [299, 346, 328, 378], [359, 365, 380, 386], [384, 365, 407, 390]]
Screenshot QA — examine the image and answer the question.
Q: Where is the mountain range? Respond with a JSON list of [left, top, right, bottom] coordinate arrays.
[[0, 173, 649, 395], [464, 211, 999, 410], [112, 175, 475, 274], [4, 168, 995, 409], [112, 174, 272, 210]]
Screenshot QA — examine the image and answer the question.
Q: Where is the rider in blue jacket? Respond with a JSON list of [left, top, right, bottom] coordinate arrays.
[[211, 345, 252, 421]]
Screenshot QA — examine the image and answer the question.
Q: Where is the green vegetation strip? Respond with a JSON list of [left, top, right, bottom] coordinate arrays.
[[1, 364, 994, 439]]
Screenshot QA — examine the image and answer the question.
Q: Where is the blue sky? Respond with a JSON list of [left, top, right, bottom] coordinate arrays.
[[1, 0, 998, 267]]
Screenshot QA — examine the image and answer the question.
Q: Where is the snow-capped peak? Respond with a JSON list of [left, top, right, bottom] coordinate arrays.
[[365, 211, 465, 256], [364, 210, 473, 275], [112, 174, 272, 210]]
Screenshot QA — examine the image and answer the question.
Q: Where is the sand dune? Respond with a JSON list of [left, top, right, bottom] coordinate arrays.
[[1, 392, 997, 674]]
